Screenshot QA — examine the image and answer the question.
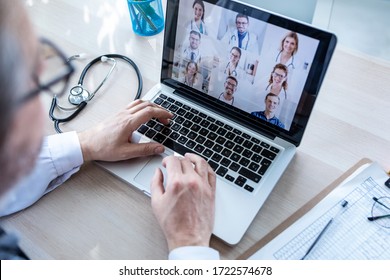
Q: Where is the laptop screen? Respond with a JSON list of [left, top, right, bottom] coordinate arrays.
[[161, 0, 336, 146]]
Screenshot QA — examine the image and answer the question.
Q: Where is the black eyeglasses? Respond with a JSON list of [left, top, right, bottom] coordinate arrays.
[[367, 196, 390, 229], [16, 37, 74, 106]]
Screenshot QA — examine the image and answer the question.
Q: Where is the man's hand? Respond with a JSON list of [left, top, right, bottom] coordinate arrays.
[[151, 153, 216, 251], [77, 100, 172, 162]]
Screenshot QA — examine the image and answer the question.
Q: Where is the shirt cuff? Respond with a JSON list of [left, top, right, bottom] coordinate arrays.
[[47, 131, 84, 175], [168, 246, 220, 260]]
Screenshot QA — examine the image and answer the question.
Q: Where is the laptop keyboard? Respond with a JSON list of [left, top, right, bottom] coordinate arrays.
[[136, 93, 280, 193]]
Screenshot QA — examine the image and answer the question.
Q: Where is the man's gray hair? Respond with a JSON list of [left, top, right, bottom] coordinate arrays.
[[0, 0, 31, 148]]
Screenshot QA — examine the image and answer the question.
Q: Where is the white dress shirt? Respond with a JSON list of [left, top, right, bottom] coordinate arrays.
[[0, 131, 219, 260]]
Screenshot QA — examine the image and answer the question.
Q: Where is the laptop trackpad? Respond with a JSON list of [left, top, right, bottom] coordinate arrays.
[[134, 154, 167, 189]]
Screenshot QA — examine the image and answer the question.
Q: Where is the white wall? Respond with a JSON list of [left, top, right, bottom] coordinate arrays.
[[238, 0, 318, 23]]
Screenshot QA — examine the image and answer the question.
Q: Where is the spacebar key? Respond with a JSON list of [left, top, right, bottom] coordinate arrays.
[[164, 138, 195, 157]]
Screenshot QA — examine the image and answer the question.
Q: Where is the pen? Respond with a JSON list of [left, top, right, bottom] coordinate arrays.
[[300, 200, 348, 260]]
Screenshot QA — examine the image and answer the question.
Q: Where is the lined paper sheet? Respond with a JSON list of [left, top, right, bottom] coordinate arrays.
[[250, 162, 390, 260]]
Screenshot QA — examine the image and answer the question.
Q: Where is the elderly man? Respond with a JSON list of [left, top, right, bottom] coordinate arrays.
[[0, 0, 218, 260]]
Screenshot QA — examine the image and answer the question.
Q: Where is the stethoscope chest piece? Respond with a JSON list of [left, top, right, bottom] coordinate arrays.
[[69, 85, 90, 105]]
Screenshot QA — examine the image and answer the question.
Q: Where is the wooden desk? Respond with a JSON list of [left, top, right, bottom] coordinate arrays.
[[1, 0, 390, 259]]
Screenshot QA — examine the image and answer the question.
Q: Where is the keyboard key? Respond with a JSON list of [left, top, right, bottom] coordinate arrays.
[[258, 159, 271, 175], [212, 144, 223, 153], [211, 153, 222, 163], [137, 124, 148, 134], [207, 116, 215, 122], [244, 185, 254, 192], [208, 160, 219, 171], [225, 131, 235, 140], [204, 140, 214, 148], [216, 136, 226, 145], [220, 157, 231, 167], [235, 176, 247, 187], [216, 166, 228, 177], [229, 162, 240, 172], [270, 146, 280, 153], [170, 132, 180, 140], [193, 116, 202, 123], [242, 133, 251, 139], [145, 129, 157, 138], [202, 149, 213, 158], [224, 124, 233, 131], [224, 140, 235, 149], [221, 148, 232, 157], [243, 140, 253, 149], [184, 112, 194, 120], [186, 140, 196, 149], [195, 135, 206, 144], [225, 174, 235, 182], [191, 124, 201, 132], [251, 154, 262, 163], [252, 144, 263, 153], [248, 162, 260, 172], [261, 149, 277, 160], [217, 127, 227, 136], [187, 131, 197, 140], [234, 135, 244, 144], [161, 127, 172, 136], [233, 145, 244, 154], [261, 142, 270, 149], [199, 128, 209, 136], [242, 149, 253, 158], [239, 167, 261, 183], [178, 136, 187, 144], [154, 97, 164, 105], [153, 133, 166, 143], [194, 144, 205, 154], [230, 153, 241, 162], [208, 132, 217, 140], [239, 158, 250, 167]]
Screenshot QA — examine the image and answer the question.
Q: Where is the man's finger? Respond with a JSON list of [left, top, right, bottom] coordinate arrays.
[[150, 168, 165, 203]]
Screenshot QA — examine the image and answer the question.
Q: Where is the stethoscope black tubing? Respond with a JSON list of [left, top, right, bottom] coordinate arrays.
[[50, 54, 143, 133]]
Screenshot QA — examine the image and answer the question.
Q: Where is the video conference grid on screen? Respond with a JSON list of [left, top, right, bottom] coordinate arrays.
[[171, 1, 319, 131]]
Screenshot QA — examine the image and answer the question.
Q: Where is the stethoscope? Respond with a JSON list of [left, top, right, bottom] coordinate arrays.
[[229, 32, 250, 50], [49, 54, 143, 133], [218, 92, 234, 106], [224, 62, 238, 77], [190, 19, 206, 34], [275, 51, 296, 70], [265, 84, 288, 100]]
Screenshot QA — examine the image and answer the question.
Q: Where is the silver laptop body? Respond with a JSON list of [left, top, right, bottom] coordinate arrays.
[[98, 0, 336, 245]]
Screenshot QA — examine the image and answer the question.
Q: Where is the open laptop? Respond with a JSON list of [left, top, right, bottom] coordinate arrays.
[[98, 0, 337, 245]]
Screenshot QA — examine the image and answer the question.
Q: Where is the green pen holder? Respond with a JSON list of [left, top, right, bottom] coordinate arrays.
[[127, 0, 165, 36]]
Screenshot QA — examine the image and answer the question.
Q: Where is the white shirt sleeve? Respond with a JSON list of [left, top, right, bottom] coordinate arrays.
[[0, 131, 83, 217], [168, 246, 220, 260]]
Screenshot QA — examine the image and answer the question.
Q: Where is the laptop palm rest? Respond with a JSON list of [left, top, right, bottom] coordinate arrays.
[[134, 154, 167, 193]]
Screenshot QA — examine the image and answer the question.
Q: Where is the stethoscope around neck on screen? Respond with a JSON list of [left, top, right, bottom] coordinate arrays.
[[275, 51, 295, 70], [49, 53, 143, 133], [229, 32, 249, 50]]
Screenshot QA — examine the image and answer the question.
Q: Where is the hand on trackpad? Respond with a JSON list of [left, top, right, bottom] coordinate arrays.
[[134, 154, 167, 191]]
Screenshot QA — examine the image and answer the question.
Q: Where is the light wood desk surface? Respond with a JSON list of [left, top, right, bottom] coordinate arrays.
[[1, 0, 390, 259]]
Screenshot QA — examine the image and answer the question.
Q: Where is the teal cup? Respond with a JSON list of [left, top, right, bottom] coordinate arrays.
[[127, 0, 165, 36]]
